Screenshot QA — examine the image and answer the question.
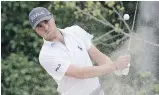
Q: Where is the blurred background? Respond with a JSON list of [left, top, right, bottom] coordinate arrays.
[[1, 1, 159, 95]]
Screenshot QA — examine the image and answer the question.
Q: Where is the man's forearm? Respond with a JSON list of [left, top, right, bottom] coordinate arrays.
[[95, 53, 113, 66], [79, 63, 116, 79], [88, 45, 113, 66]]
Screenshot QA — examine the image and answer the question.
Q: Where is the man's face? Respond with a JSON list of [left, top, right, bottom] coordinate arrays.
[[34, 18, 57, 41]]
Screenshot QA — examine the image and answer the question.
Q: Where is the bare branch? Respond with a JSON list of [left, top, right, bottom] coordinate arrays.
[[76, 7, 159, 48], [94, 34, 125, 46], [76, 7, 115, 29], [93, 29, 115, 43], [112, 7, 132, 33]]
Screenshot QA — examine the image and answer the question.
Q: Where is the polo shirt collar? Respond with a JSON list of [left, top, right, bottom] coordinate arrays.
[[43, 28, 65, 46]]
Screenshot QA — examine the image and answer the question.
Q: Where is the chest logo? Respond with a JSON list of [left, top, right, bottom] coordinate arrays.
[[77, 46, 83, 51]]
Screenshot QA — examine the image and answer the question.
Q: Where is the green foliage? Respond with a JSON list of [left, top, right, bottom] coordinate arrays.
[[137, 90, 146, 95], [152, 84, 159, 94], [1, 52, 57, 95], [139, 71, 152, 78], [1, 1, 47, 61]]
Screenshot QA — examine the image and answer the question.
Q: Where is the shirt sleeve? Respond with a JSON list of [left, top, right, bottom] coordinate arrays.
[[39, 54, 71, 81], [72, 25, 94, 50]]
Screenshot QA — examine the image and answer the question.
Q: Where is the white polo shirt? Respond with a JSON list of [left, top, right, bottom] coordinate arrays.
[[39, 25, 102, 95]]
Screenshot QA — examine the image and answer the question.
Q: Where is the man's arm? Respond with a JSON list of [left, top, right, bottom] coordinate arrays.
[[88, 45, 130, 70], [65, 45, 130, 79], [88, 45, 113, 66], [65, 63, 116, 79]]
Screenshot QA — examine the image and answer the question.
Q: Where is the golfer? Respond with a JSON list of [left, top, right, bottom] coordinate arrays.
[[29, 7, 130, 95]]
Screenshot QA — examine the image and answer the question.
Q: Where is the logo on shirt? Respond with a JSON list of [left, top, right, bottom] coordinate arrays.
[[77, 46, 83, 51], [55, 64, 61, 72]]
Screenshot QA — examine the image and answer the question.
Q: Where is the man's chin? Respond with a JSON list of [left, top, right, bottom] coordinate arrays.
[[45, 36, 55, 41]]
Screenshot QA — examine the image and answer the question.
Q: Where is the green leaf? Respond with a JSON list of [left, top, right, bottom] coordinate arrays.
[[139, 71, 152, 78], [152, 84, 159, 93]]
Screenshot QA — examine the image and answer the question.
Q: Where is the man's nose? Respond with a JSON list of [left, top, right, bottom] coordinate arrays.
[[42, 23, 49, 31]]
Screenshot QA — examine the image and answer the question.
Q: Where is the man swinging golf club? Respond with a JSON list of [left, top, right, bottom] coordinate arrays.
[[29, 7, 130, 95]]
